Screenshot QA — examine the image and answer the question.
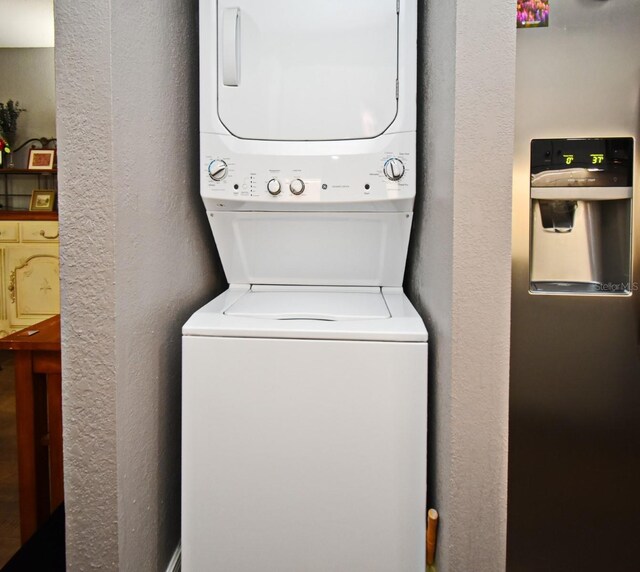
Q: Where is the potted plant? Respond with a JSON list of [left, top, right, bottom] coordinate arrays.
[[0, 100, 26, 167], [0, 100, 26, 145]]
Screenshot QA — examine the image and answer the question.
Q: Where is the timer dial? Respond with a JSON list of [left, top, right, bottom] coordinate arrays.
[[267, 178, 281, 195], [383, 158, 405, 181], [290, 178, 305, 195], [208, 160, 228, 181]]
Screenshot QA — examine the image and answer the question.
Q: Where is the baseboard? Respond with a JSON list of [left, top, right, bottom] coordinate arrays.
[[166, 542, 181, 572]]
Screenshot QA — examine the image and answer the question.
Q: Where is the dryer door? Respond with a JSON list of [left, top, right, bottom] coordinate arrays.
[[215, 0, 399, 141]]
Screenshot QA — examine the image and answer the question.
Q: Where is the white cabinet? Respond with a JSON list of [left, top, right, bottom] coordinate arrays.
[[0, 221, 20, 243], [0, 219, 59, 337]]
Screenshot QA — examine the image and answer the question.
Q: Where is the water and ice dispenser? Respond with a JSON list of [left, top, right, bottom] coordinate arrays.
[[529, 137, 634, 294]]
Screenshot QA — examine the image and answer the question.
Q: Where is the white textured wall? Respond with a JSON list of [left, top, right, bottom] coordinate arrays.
[[406, 1, 515, 570], [55, 0, 224, 569]]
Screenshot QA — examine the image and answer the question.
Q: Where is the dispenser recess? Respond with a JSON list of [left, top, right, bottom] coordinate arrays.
[[529, 137, 634, 295]]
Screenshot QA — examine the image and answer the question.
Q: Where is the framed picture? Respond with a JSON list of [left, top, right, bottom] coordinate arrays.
[[27, 148, 56, 171], [29, 190, 56, 212]]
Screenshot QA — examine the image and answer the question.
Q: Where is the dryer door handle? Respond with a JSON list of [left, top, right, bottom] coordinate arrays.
[[222, 8, 240, 87]]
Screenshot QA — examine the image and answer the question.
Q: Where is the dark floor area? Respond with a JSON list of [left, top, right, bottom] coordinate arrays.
[[0, 351, 19, 567], [1, 505, 65, 572]]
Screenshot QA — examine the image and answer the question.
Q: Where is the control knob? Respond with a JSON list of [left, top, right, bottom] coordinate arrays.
[[208, 159, 228, 181], [290, 178, 305, 195], [383, 157, 405, 181], [267, 178, 281, 195]]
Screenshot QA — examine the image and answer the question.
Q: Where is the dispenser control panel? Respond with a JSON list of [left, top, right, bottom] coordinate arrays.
[[200, 132, 416, 212], [531, 137, 633, 187]]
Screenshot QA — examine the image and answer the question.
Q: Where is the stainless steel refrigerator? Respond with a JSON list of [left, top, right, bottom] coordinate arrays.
[[508, 2, 640, 570]]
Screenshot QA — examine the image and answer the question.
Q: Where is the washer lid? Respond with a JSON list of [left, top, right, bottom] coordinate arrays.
[[224, 286, 390, 321], [183, 286, 428, 342], [215, 0, 399, 141]]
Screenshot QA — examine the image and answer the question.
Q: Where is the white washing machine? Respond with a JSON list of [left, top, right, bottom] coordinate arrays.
[[183, 286, 427, 571], [183, 1, 427, 570]]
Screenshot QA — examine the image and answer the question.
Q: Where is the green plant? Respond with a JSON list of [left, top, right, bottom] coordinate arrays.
[[0, 100, 27, 144]]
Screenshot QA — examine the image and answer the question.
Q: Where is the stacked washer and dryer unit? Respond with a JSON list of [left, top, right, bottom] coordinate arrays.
[[182, 1, 428, 570]]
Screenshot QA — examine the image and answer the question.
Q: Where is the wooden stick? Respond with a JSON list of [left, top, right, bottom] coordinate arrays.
[[426, 508, 439, 566]]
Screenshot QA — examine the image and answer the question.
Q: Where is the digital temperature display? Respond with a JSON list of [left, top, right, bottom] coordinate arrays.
[[563, 153, 605, 165], [531, 138, 633, 187]]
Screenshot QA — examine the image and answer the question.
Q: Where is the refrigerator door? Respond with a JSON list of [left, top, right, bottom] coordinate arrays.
[[214, 0, 399, 141], [508, 1, 640, 570]]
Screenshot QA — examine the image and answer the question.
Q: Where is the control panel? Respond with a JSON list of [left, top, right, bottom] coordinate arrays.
[[531, 137, 633, 187], [201, 131, 416, 212]]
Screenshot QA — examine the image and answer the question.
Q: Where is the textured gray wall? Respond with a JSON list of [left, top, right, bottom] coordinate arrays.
[[55, 0, 224, 569], [406, 1, 515, 570]]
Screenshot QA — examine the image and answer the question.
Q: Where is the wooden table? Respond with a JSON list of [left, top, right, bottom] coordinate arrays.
[[0, 315, 62, 543]]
